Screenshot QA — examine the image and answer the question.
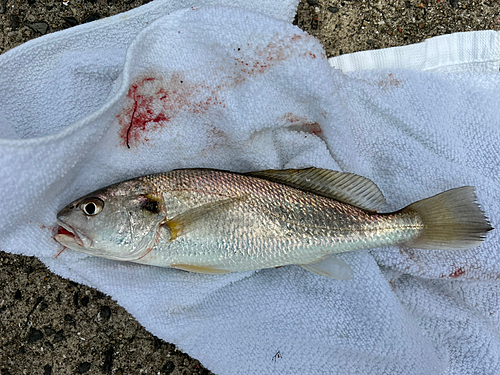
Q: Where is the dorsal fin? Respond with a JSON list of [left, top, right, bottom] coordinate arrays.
[[245, 168, 385, 212]]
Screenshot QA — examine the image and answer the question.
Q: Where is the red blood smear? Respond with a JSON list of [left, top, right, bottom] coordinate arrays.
[[232, 33, 323, 79], [55, 247, 67, 258], [117, 35, 325, 148], [282, 112, 302, 124], [303, 122, 323, 136], [117, 75, 225, 148], [55, 227, 71, 258], [280, 113, 324, 138], [449, 267, 466, 278]]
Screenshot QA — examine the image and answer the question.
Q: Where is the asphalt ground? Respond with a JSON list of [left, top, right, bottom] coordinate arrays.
[[1, 0, 499, 374]]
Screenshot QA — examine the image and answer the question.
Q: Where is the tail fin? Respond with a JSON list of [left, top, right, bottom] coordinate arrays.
[[401, 187, 493, 250]]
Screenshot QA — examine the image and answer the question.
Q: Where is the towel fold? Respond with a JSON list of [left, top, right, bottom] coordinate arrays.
[[1, 1, 499, 373]]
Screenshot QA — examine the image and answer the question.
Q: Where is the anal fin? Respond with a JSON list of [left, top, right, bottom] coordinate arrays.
[[170, 264, 230, 275], [299, 257, 353, 280]]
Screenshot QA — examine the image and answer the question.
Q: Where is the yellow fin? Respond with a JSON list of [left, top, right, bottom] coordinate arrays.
[[401, 186, 493, 250], [163, 219, 181, 241], [170, 264, 230, 274], [161, 196, 247, 241], [299, 256, 353, 280], [246, 168, 385, 211]]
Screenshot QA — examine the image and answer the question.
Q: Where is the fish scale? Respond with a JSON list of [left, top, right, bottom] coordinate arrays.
[[134, 169, 423, 269]]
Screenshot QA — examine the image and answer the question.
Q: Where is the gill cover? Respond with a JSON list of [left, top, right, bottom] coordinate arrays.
[[56, 179, 166, 260]]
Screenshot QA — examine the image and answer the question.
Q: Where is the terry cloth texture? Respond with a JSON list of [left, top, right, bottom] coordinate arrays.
[[0, 1, 499, 374]]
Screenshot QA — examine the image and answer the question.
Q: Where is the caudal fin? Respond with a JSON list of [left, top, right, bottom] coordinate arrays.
[[401, 187, 493, 250]]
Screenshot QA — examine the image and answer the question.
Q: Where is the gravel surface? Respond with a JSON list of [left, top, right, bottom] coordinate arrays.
[[1, 0, 499, 374]]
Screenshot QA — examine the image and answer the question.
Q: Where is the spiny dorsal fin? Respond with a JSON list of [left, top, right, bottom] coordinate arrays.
[[246, 168, 385, 212]]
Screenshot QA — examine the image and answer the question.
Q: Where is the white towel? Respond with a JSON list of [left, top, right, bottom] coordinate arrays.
[[1, 0, 499, 373]]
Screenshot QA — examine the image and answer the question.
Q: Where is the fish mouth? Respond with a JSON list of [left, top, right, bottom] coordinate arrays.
[[54, 219, 154, 261], [55, 220, 89, 249]]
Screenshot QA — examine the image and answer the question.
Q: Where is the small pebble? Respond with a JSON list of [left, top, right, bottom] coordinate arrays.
[[102, 347, 114, 373], [53, 330, 65, 343], [161, 361, 175, 374], [64, 314, 74, 322], [10, 15, 20, 29], [28, 22, 48, 34], [83, 13, 100, 23], [62, 16, 78, 27], [81, 296, 89, 307], [78, 362, 91, 373], [43, 364, 52, 375], [27, 328, 44, 344], [100, 305, 111, 320]]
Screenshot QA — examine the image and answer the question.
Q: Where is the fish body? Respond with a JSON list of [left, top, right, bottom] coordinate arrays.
[[55, 168, 492, 279]]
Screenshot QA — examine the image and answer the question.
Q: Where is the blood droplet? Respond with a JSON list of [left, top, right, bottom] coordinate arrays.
[[449, 267, 466, 278]]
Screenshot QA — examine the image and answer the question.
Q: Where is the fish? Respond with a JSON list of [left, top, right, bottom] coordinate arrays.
[[55, 168, 493, 279]]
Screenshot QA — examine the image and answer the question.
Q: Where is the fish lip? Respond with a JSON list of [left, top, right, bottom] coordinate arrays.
[[54, 219, 160, 262], [55, 219, 88, 248]]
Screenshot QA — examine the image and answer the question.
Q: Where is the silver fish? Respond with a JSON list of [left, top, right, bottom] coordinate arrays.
[[55, 168, 493, 279]]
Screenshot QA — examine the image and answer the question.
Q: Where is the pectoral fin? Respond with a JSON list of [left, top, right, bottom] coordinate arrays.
[[299, 257, 353, 280], [170, 264, 230, 274], [162, 196, 247, 241]]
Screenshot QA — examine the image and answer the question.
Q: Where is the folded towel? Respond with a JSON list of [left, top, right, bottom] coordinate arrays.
[[1, 1, 499, 373]]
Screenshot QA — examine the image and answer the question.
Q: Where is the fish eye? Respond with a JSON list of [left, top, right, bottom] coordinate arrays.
[[80, 198, 104, 216]]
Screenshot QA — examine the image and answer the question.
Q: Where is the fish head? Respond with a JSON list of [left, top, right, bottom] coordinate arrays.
[[55, 180, 166, 261]]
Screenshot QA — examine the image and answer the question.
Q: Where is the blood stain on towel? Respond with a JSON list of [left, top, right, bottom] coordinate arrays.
[[389, 279, 396, 291], [117, 74, 225, 148], [378, 73, 402, 90], [37, 223, 67, 258], [38, 222, 58, 237], [300, 122, 323, 137], [399, 248, 417, 260], [448, 267, 466, 278], [280, 113, 324, 139], [233, 33, 324, 80], [201, 125, 230, 155], [281, 112, 303, 124], [54, 246, 67, 259]]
